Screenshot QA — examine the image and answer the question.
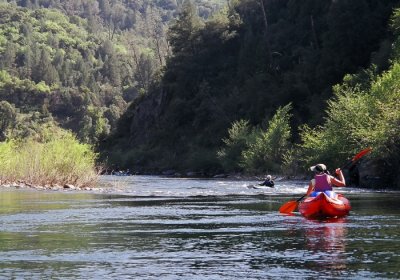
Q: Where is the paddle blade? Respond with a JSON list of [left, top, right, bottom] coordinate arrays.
[[352, 147, 372, 162], [279, 200, 298, 214], [342, 147, 372, 169]]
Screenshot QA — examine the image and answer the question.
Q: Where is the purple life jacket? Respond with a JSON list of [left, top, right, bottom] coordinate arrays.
[[314, 173, 332, 192]]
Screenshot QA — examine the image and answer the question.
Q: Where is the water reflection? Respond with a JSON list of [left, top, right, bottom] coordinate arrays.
[[304, 218, 348, 273]]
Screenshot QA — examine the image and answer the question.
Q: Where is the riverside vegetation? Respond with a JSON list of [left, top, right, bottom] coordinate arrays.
[[0, 0, 399, 189], [0, 126, 98, 190]]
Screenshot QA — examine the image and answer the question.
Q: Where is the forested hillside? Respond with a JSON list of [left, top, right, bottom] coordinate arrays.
[[104, 0, 399, 180], [0, 0, 224, 142]]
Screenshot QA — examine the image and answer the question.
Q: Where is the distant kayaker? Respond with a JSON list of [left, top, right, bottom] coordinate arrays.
[[306, 164, 346, 198], [259, 175, 275, 187]]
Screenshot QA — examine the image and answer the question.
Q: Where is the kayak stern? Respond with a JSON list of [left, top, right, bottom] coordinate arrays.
[[299, 193, 351, 219]]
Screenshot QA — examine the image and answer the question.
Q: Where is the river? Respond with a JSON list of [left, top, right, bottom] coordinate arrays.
[[0, 175, 399, 279]]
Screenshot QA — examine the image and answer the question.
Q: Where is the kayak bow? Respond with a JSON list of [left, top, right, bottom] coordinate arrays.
[[299, 193, 351, 219]]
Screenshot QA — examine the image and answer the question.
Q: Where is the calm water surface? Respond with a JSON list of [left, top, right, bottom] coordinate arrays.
[[0, 175, 399, 279]]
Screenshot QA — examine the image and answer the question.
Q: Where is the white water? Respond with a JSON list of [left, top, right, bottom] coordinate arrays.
[[99, 175, 362, 197]]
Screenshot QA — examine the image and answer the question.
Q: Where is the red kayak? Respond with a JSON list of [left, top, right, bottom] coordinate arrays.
[[299, 192, 351, 219]]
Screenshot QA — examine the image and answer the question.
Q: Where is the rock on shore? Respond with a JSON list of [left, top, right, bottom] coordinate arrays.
[[0, 181, 101, 192]]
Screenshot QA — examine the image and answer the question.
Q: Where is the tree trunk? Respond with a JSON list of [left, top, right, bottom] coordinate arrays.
[[259, 0, 272, 65]]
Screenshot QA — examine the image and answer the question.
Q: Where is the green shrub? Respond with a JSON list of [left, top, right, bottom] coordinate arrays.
[[0, 130, 98, 187], [217, 119, 254, 172], [298, 62, 400, 178], [241, 103, 292, 173]]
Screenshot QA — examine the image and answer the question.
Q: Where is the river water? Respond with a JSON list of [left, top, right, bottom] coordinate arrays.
[[0, 175, 399, 279]]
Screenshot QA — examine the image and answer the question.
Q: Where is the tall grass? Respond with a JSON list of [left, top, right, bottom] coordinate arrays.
[[0, 132, 98, 187]]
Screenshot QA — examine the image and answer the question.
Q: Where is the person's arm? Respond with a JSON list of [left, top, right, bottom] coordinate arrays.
[[331, 168, 346, 187], [306, 179, 315, 196]]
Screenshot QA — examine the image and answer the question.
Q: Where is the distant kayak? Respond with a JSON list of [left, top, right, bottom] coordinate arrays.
[[247, 184, 273, 189], [299, 192, 351, 219]]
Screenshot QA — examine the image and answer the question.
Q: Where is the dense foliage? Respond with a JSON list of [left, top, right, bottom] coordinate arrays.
[[105, 0, 399, 178], [298, 59, 400, 188], [241, 103, 292, 173], [0, 0, 223, 143], [0, 127, 98, 187]]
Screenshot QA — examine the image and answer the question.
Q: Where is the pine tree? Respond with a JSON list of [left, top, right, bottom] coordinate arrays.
[[167, 0, 204, 56], [0, 42, 17, 71], [18, 47, 34, 79], [35, 48, 59, 85], [0, 101, 17, 141], [102, 54, 121, 87]]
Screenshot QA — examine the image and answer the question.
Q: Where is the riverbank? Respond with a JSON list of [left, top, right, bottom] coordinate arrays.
[[0, 181, 101, 192]]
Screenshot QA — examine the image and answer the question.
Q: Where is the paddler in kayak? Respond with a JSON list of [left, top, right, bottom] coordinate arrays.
[[306, 164, 346, 198], [259, 175, 275, 187]]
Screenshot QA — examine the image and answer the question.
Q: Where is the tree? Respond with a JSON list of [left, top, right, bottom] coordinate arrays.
[[0, 42, 17, 71], [18, 47, 34, 79], [104, 104, 121, 129], [0, 101, 17, 141], [258, 0, 272, 64], [78, 106, 110, 144], [217, 119, 254, 172], [167, 0, 204, 56], [241, 103, 293, 173], [147, 5, 169, 66], [102, 54, 121, 87], [34, 48, 59, 85]]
